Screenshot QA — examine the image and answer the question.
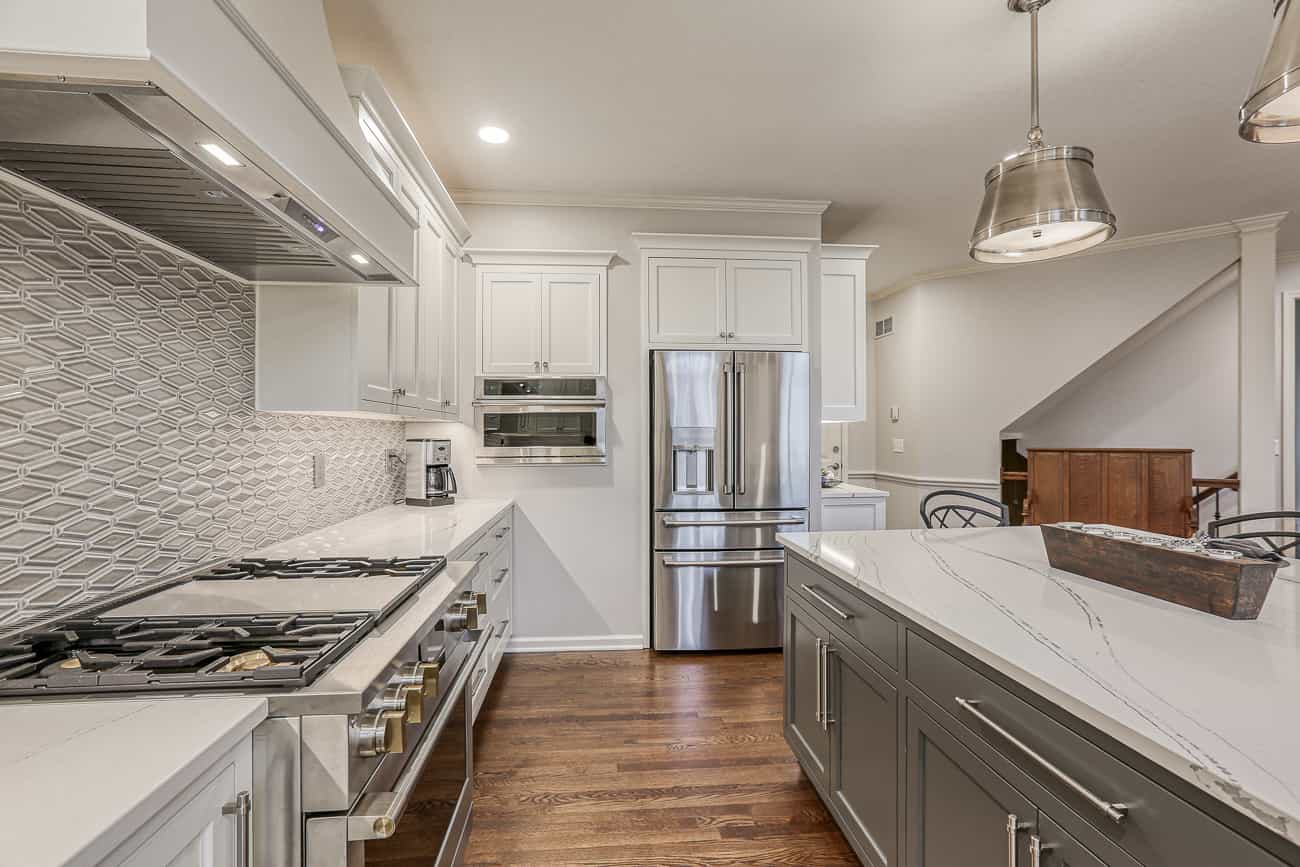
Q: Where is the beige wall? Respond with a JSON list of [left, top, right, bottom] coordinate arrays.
[[409, 204, 818, 649]]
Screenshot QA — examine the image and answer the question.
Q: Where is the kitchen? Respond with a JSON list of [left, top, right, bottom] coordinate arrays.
[[2, 1, 1300, 866]]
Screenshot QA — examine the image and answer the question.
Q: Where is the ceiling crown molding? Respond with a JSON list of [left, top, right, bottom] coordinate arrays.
[[463, 248, 618, 267], [871, 213, 1290, 300], [451, 188, 831, 216], [822, 243, 880, 260]]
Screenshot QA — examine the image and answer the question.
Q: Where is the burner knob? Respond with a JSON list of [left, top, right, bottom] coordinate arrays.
[[462, 590, 488, 616], [356, 710, 405, 757], [380, 684, 421, 724], [446, 603, 480, 632], [395, 660, 441, 694]]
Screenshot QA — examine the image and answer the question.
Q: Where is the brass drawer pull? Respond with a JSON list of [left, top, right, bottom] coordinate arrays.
[[956, 698, 1128, 824]]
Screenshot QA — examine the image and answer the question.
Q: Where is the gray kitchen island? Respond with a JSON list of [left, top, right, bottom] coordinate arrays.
[[777, 526, 1300, 867]]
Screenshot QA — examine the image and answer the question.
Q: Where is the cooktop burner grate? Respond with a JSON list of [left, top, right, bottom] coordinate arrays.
[[193, 556, 446, 581], [0, 611, 374, 696]]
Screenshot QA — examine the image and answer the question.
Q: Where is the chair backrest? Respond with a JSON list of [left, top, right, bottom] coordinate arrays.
[[920, 489, 1010, 529], [1207, 511, 1300, 556]]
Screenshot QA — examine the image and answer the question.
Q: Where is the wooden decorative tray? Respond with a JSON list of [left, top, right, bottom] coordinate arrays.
[[1040, 523, 1283, 620]]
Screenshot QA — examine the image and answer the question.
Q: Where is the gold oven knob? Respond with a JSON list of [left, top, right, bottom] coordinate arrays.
[[462, 590, 488, 616], [356, 709, 406, 757], [446, 604, 480, 632], [395, 660, 441, 694], [381, 684, 421, 724]]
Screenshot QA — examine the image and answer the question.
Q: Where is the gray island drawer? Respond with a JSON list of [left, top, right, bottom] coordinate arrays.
[[906, 631, 1288, 867], [788, 554, 898, 670]]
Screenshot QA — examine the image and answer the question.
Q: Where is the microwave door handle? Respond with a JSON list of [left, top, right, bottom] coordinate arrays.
[[346, 623, 495, 842]]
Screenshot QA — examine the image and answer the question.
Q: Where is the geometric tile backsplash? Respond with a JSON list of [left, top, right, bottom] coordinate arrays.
[[0, 174, 404, 627]]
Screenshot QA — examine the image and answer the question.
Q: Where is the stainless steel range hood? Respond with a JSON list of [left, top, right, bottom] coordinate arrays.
[[0, 0, 417, 285]]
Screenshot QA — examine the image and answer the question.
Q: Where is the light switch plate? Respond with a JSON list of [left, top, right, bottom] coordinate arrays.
[[892, 438, 905, 454], [313, 454, 326, 488]]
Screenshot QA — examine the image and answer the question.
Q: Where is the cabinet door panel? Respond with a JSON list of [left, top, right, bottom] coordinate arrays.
[[1034, 813, 1140, 867], [416, 219, 443, 412], [829, 643, 898, 867], [1147, 452, 1191, 537], [648, 257, 726, 344], [542, 273, 601, 374], [906, 702, 1035, 867], [439, 240, 459, 415], [1066, 451, 1104, 524], [482, 273, 542, 374], [727, 258, 802, 345], [1103, 452, 1143, 528], [390, 282, 421, 408], [1028, 451, 1066, 525], [820, 258, 867, 421], [118, 762, 238, 866], [784, 598, 830, 785], [356, 287, 393, 405]]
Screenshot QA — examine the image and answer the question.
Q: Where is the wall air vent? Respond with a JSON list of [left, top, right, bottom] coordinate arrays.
[[874, 315, 894, 339]]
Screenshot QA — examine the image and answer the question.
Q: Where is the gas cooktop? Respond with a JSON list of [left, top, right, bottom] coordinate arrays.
[[192, 556, 446, 581], [0, 611, 374, 696]]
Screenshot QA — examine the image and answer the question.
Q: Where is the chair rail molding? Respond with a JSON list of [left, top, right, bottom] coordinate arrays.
[[849, 471, 1001, 491]]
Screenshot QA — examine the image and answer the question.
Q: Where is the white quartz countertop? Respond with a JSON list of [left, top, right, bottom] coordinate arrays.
[[254, 498, 514, 560], [778, 526, 1300, 845], [0, 696, 266, 867], [821, 482, 889, 499]]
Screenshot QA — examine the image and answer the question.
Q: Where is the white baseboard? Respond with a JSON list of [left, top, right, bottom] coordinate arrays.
[[505, 634, 646, 654]]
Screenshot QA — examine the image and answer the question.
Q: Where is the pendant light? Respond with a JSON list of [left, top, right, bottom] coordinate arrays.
[[1240, 0, 1300, 142], [970, 0, 1117, 263]]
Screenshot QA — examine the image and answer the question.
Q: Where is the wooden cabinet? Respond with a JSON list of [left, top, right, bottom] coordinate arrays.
[[108, 736, 252, 867], [1025, 448, 1194, 536], [820, 245, 874, 422], [469, 252, 615, 376], [636, 234, 815, 350]]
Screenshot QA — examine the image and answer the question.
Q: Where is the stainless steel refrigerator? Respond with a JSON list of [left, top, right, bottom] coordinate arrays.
[[651, 350, 810, 650]]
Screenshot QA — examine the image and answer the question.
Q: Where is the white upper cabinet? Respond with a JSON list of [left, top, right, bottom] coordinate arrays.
[[255, 68, 470, 420], [635, 234, 816, 350], [468, 251, 616, 376], [482, 273, 544, 375], [820, 244, 876, 422]]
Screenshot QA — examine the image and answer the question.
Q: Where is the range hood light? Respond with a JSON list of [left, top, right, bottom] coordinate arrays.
[[969, 0, 1116, 263], [349, 252, 370, 265], [199, 142, 243, 167]]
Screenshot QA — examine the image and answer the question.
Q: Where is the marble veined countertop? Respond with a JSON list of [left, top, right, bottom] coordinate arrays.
[[0, 696, 266, 867], [254, 498, 514, 561], [777, 526, 1300, 845]]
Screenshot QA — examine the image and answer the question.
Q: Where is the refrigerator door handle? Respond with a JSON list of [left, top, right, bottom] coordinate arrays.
[[736, 361, 746, 495], [722, 361, 734, 495]]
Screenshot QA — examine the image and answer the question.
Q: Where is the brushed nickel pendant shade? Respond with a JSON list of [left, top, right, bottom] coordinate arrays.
[[970, 0, 1116, 263], [1240, 0, 1300, 142]]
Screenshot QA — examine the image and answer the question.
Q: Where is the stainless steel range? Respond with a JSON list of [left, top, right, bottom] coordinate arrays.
[[0, 553, 490, 867]]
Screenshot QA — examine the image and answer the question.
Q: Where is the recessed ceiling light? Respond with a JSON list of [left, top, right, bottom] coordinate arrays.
[[349, 252, 370, 265], [199, 142, 242, 167], [477, 126, 510, 144]]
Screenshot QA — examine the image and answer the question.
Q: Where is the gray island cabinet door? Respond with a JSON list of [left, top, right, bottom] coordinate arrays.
[[784, 599, 830, 783], [1033, 813, 1139, 867], [828, 641, 899, 867], [906, 701, 1036, 867]]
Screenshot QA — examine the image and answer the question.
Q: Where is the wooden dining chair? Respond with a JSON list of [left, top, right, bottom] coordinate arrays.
[[920, 489, 1010, 529]]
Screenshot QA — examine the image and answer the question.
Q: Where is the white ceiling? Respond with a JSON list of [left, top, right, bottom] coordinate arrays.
[[324, 0, 1300, 291]]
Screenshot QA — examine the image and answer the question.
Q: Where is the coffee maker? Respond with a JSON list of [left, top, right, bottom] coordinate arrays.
[[405, 438, 458, 506]]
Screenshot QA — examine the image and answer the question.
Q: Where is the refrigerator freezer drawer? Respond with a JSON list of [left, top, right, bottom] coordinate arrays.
[[653, 552, 785, 651], [654, 510, 807, 551]]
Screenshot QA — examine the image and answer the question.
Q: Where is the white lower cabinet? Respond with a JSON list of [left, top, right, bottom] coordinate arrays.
[[109, 736, 252, 867], [468, 511, 514, 723], [821, 487, 889, 531]]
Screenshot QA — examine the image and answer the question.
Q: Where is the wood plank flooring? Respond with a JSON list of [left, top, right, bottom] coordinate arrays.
[[462, 650, 859, 866]]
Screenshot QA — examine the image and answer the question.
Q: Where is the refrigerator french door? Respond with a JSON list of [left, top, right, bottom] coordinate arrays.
[[651, 350, 810, 650]]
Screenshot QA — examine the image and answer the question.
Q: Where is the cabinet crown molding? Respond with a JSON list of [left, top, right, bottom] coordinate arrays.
[[821, 243, 879, 261], [465, 249, 617, 267], [632, 233, 819, 254]]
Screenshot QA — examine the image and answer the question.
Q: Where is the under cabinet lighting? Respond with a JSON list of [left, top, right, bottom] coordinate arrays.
[[477, 126, 510, 144], [350, 253, 370, 265], [200, 142, 243, 167]]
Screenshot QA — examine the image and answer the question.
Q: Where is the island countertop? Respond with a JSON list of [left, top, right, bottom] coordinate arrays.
[[777, 526, 1300, 847]]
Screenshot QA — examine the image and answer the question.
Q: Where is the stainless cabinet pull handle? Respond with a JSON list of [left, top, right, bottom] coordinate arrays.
[[494, 526, 511, 538], [718, 330, 726, 338], [799, 584, 853, 620], [533, 360, 540, 370], [956, 698, 1129, 823], [476, 550, 489, 561], [823, 644, 836, 727], [814, 637, 824, 725], [727, 331, 736, 338], [662, 556, 784, 568], [1006, 814, 1030, 867], [1029, 835, 1055, 867], [493, 568, 509, 584], [543, 360, 549, 370], [662, 517, 806, 528], [222, 790, 251, 867]]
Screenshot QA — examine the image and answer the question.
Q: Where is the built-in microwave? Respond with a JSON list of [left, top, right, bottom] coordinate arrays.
[[472, 376, 608, 465]]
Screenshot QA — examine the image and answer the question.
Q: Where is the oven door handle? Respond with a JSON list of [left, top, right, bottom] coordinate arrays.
[[346, 623, 495, 842], [471, 399, 607, 408]]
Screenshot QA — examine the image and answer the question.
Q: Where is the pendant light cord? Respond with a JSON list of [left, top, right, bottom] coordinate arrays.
[[1028, 7, 1044, 148]]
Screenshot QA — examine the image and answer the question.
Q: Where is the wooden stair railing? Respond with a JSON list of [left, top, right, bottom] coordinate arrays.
[[1192, 473, 1239, 525]]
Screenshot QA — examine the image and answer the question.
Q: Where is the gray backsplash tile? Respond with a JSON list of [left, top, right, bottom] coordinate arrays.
[[0, 175, 404, 626]]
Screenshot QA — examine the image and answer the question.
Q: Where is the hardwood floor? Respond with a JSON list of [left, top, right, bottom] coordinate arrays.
[[463, 650, 859, 866]]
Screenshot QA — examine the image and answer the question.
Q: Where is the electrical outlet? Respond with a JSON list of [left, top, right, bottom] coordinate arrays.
[[313, 454, 326, 488], [890, 406, 900, 423], [892, 438, 905, 454]]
